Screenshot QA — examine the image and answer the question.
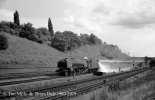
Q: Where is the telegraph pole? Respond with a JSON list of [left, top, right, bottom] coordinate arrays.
[[133, 55, 135, 67], [70, 39, 72, 58], [69, 39, 74, 78]]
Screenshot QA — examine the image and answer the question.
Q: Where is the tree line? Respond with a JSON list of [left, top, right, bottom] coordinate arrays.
[[0, 10, 102, 51]]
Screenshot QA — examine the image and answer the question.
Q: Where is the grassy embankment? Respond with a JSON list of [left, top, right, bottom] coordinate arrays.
[[0, 32, 130, 74], [0, 32, 107, 68], [71, 69, 155, 100]]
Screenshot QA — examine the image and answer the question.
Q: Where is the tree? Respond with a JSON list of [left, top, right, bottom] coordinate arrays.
[[79, 34, 91, 45], [48, 18, 54, 36], [14, 10, 20, 26], [51, 31, 66, 51], [19, 22, 39, 42], [51, 31, 81, 51], [0, 21, 21, 36], [37, 27, 51, 43], [79, 33, 102, 45], [88, 33, 102, 44]]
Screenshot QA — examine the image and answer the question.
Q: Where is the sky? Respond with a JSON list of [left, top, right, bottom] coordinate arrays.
[[0, 0, 155, 57]]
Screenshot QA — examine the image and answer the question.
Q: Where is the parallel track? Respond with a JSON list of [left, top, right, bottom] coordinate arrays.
[[31, 67, 149, 100], [0, 76, 59, 86], [4, 67, 149, 100], [0, 71, 57, 80], [0, 73, 91, 86]]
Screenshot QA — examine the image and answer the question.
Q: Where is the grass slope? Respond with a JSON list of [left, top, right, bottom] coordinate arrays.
[[0, 32, 107, 68], [0, 32, 129, 69], [0, 32, 65, 68]]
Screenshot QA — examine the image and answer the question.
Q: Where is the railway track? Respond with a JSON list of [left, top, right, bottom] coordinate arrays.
[[0, 73, 92, 86], [30, 67, 149, 100], [0, 71, 57, 80], [1, 67, 149, 100], [0, 75, 59, 86]]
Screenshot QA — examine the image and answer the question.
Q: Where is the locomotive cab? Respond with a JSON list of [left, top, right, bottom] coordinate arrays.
[[57, 58, 71, 76]]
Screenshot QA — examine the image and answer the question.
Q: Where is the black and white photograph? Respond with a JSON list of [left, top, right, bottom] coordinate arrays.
[[0, 0, 155, 100]]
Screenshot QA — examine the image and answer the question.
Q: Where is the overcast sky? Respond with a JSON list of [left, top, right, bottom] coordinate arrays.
[[0, 0, 155, 57]]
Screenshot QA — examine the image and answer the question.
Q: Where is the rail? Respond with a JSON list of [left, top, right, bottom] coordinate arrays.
[[31, 67, 149, 100], [0, 67, 149, 100], [0, 67, 146, 100]]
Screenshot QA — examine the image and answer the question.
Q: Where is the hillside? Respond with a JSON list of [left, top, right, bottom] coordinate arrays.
[[0, 32, 65, 68], [0, 32, 129, 68]]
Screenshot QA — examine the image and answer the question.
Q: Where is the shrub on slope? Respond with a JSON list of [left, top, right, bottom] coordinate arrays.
[[0, 33, 8, 50]]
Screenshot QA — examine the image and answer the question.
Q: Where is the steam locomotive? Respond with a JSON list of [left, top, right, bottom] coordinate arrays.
[[56, 57, 155, 76], [57, 57, 99, 76]]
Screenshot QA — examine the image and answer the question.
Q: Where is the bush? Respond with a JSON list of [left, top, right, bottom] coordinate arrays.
[[88, 33, 102, 44], [79, 33, 102, 45], [0, 34, 8, 50], [19, 22, 35, 38], [51, 31, 81, 51], [79, 34, 91, 45], [0, 21, 21, 36], [19, 22, 41, 43], [51, 31, 68, 51], [37, 27, 51, 42]]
